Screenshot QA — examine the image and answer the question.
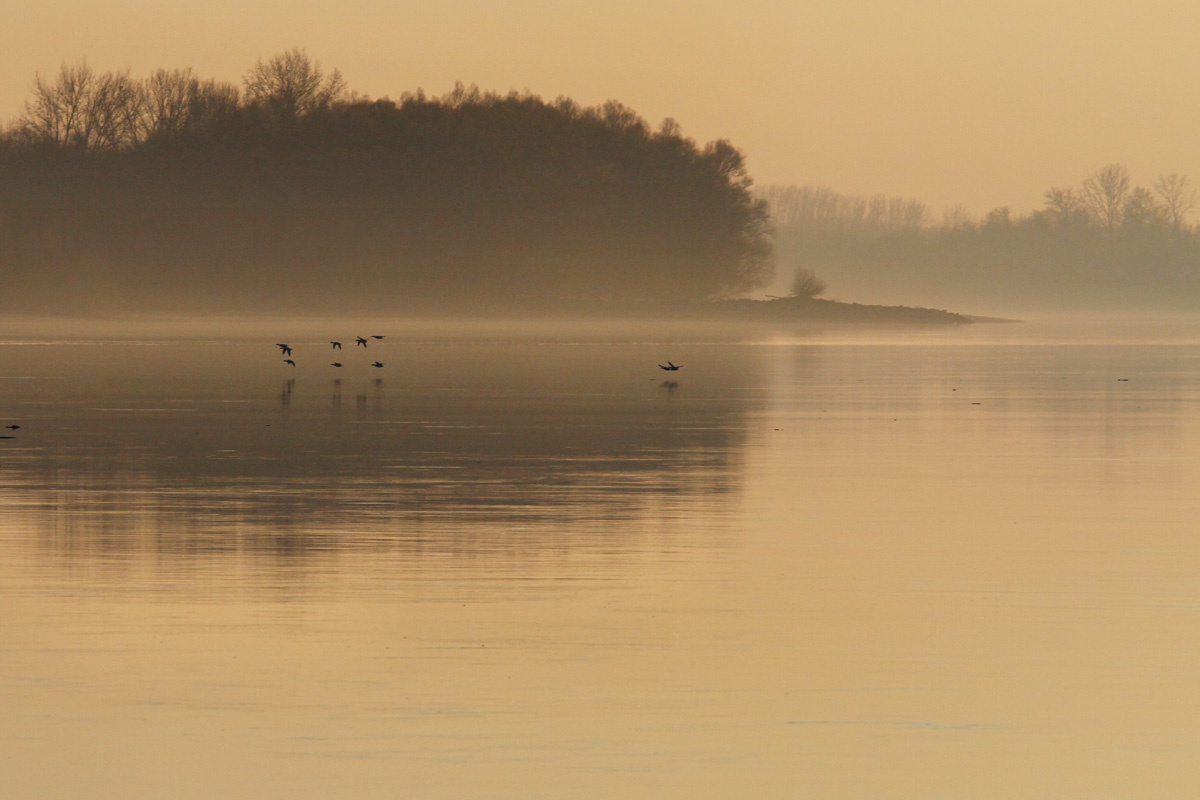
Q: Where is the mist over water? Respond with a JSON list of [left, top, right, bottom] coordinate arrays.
[[1, 334, 753, 581], [2, 318, 1199, 798], [761, 174, 1200, 317]]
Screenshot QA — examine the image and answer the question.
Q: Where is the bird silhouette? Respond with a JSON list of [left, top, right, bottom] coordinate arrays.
[[370, 335, 385, 339], [356, 337, 368, 347], [4, 424, 19, 430], [331, 341, 342, 350], [332, 362, 343, 367], [277, 344, 292, 356], [658, 361, 681, 371], [371, 361, 384, 368], [284, 359, 296, 367]]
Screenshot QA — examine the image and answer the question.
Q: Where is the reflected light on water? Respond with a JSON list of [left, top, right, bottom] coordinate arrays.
[[2, 324, 1200, 799], [0, 340, 755, 596]]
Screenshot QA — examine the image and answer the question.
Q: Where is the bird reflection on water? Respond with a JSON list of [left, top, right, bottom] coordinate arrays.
[[0, 339, 756, 577]]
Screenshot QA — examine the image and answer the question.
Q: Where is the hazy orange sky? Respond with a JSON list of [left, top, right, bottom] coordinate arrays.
[[4, 0, 1198, 215]]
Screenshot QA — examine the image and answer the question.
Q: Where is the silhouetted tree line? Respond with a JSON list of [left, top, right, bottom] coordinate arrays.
[[0, 51, 772, 314], [763, 165, 1200, 311]]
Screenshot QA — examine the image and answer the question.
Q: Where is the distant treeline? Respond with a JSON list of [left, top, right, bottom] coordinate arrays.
[[762, 166, 1200, 311], [0, 51, 772, 315]]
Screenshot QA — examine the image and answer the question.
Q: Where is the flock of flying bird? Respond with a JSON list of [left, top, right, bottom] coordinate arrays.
[[3, 345, 681, 436], [274, 336, 683, 374], [276, 335, 386, 369]]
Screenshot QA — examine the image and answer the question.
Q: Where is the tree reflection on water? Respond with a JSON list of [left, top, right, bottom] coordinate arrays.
[[0, 339, 763, 576]]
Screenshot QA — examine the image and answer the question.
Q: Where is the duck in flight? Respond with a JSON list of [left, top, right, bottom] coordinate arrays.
[[356, 337, 368, 348], [371, 361, 384, 368], [277, 344, 292, 356], [371, 335, 385, 340], [284, 359, 296, 367], [4, 424, 19, 430], [331, 341, 342, 350], [658, 361, 682, 371], [332, 362, 343, 367]]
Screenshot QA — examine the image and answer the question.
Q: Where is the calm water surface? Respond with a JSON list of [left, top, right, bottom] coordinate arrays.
[[2, 320, 1199, 798]]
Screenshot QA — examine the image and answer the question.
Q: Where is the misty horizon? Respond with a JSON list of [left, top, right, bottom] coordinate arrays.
[[0, 52, 774, 318], [759, 166, 1200, 315], [5, 53, 1199, 320], [7, 1, 1200, 216]]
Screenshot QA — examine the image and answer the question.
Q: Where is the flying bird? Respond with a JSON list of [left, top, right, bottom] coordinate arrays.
[[356, 337, 368, 347], [658, 362, 682, 371], [4, 424, 19, 430], [370, 335, 385, 339], [371, 361, 384, 368], [332, 362, 343, 367], [277, 344, 292, 356], [284, 359, 296, 367], [331, 341, 342, 350]]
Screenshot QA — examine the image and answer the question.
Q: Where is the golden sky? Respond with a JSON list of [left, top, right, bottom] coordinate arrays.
[[4, 0, 1197, 215]]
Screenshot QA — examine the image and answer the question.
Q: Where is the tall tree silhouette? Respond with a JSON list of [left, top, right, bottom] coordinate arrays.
[[243, 49, 346, 123], [0, 53, 774, 314]]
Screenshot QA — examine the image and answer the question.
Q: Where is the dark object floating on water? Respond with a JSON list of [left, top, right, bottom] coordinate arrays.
[[4, 425, 18, 430], [658, 361, 681, 371], [0, 436, 14, 439], [371, 361, 384, 368], [1117, 378, 1129, 381], [356, 337, 368, 347], [332, 362, 343, 367], [284, 359, 296, 367], [331, 341, 342, 350], [371, 335, 385, 339], [971, 402, 981, 405]]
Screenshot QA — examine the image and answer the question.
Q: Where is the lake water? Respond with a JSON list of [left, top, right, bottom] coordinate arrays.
[[2, 318, 1199, 799]]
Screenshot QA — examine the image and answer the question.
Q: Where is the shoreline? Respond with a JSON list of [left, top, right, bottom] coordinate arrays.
[[0, 298, 1008, 342]]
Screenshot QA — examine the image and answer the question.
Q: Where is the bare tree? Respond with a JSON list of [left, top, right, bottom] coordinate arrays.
[[143, 68, 198, 139], [885, 195, 928, 230], [941, 204, 975, 232], [142, 69, 239, 139], [1121, 186, 1165, 231], [190, 79, 241, 127], [1081, 163, 1130, 240], [88, 69, 145, 150], [1153, 173, 1197, 232], [984, 206, 1013, 229], [759, 185, 928, 237], [19, 60, 144, 150], [789, 267, 827, 298], [1042, 186, 1088, 226], [243, 49, 346, 122], [20, 60, 97, 148]]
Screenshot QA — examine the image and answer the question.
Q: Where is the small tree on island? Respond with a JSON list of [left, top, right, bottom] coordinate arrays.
[[789, 267, 827, 298]]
